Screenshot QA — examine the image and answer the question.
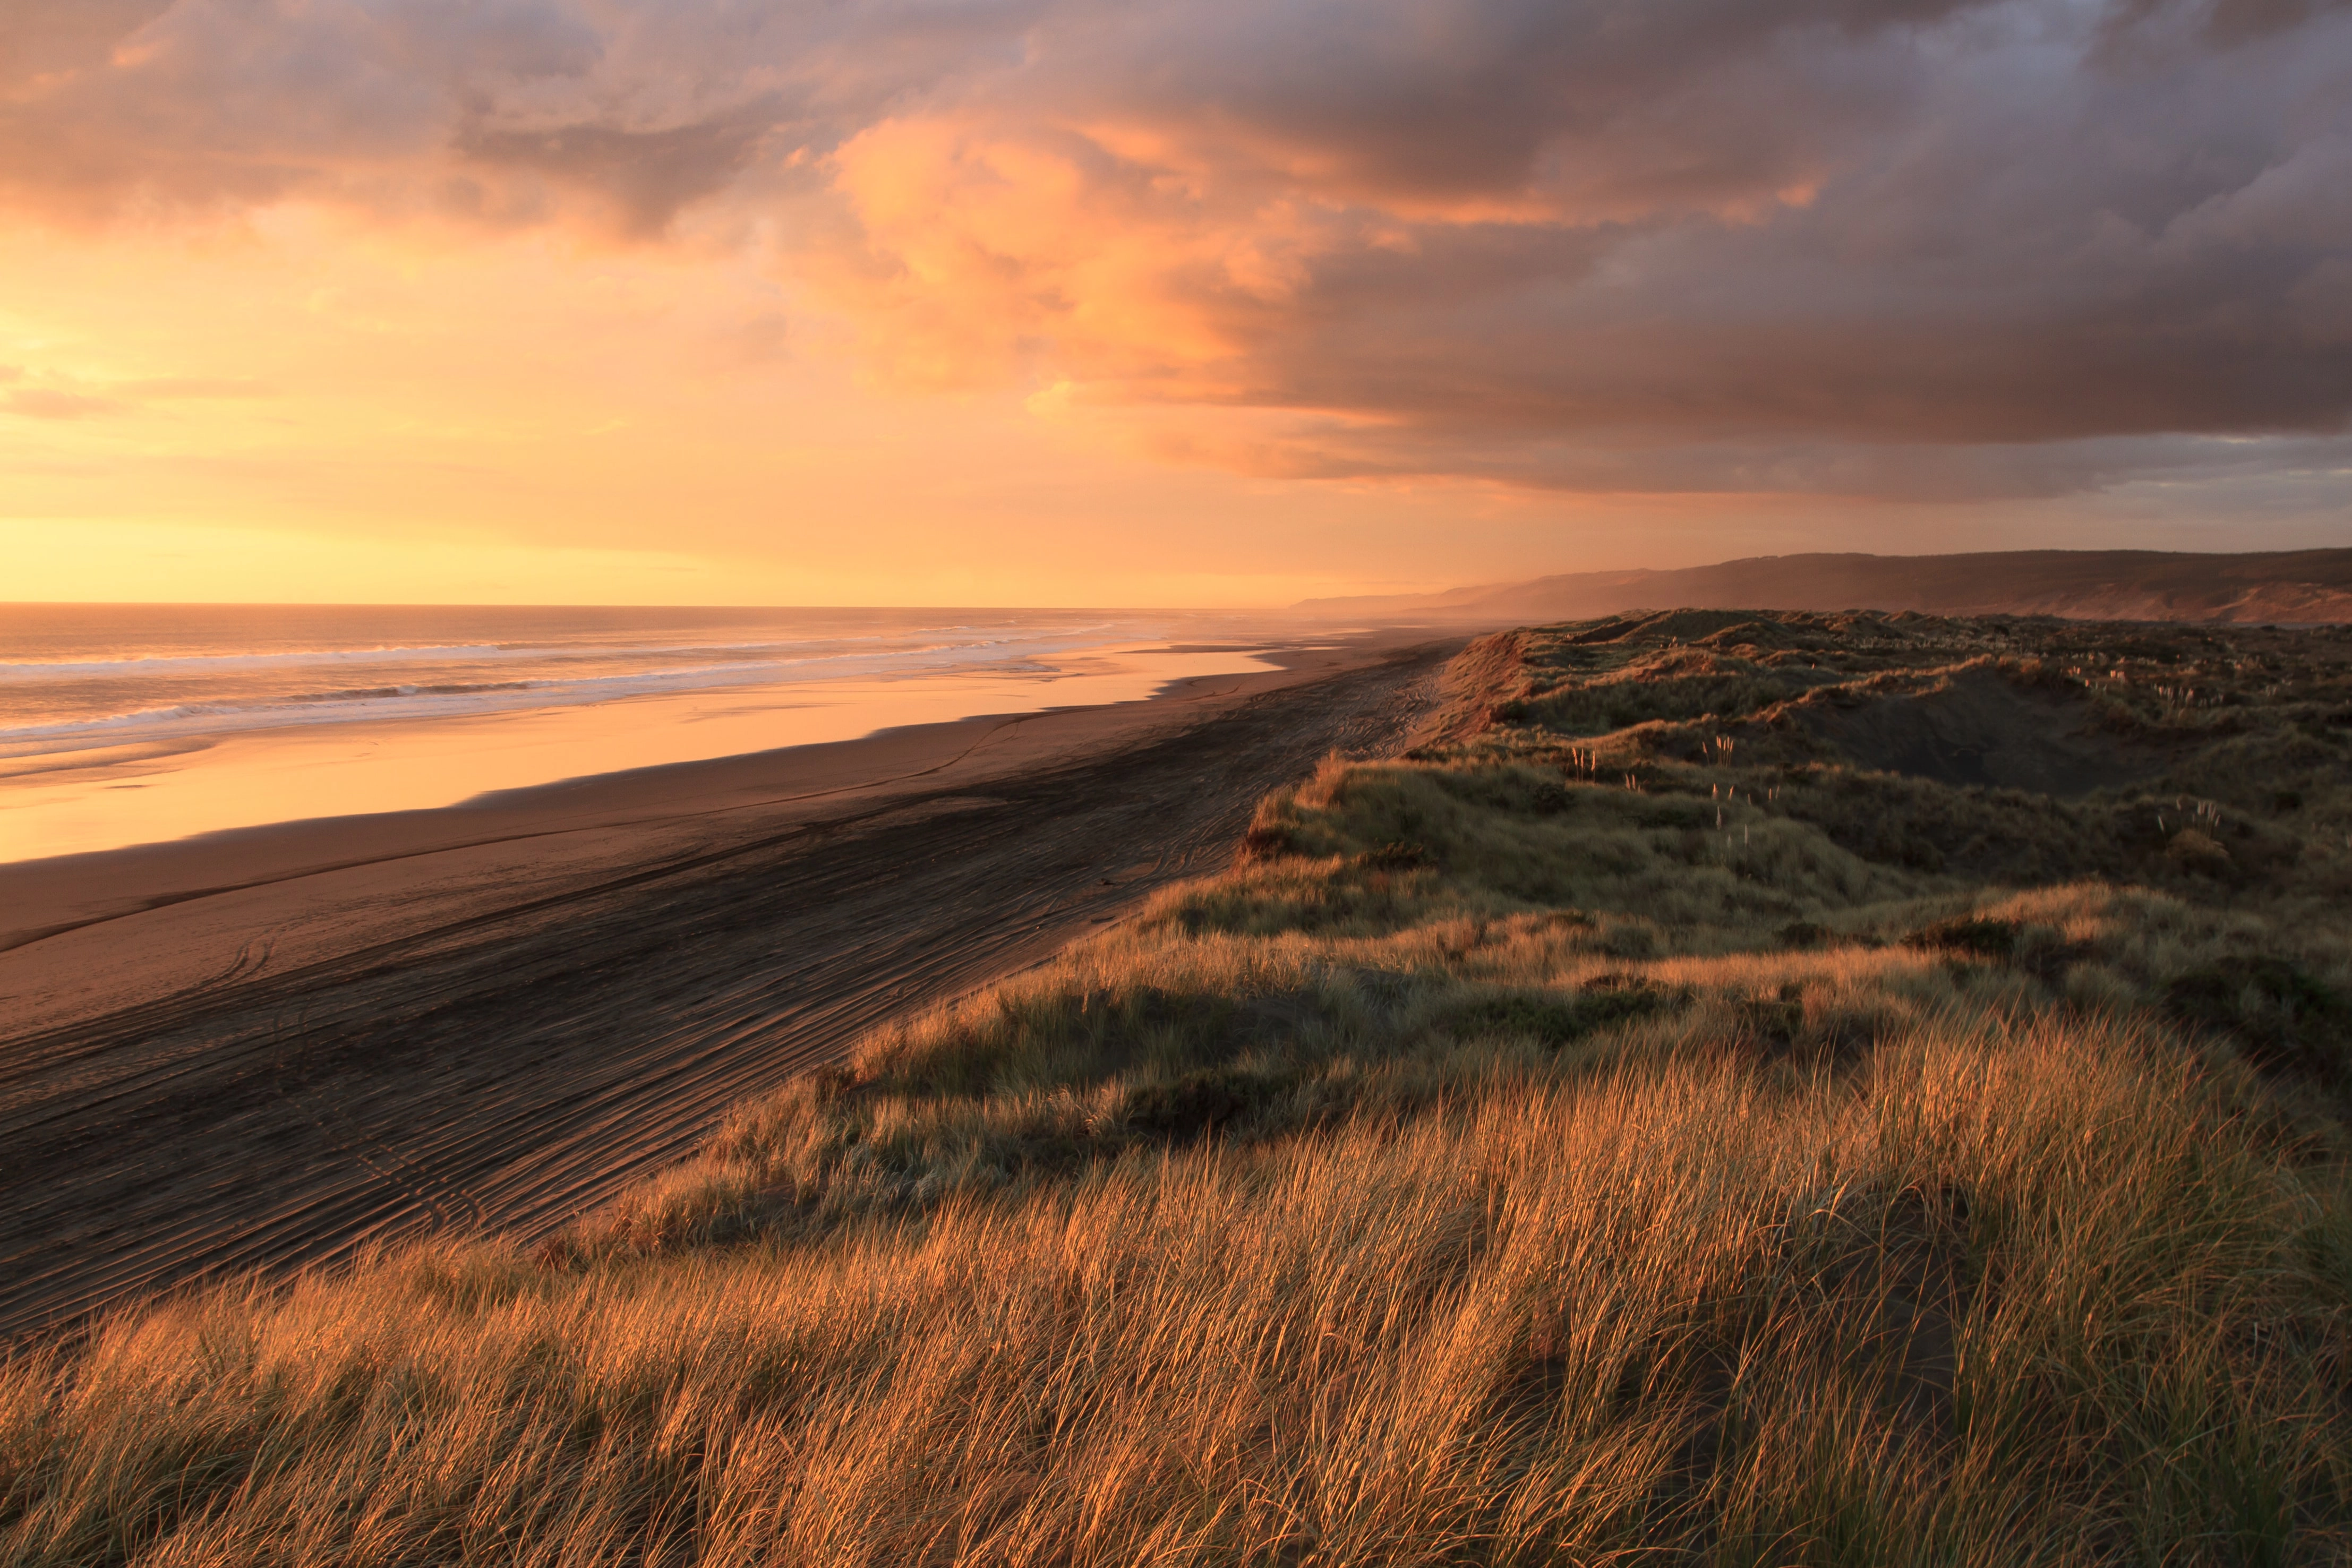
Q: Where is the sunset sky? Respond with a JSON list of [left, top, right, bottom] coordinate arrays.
[[4, 0, 2350, 605]]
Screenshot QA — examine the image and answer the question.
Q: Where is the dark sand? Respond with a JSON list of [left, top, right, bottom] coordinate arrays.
[[0, 639, 1459, 1341]]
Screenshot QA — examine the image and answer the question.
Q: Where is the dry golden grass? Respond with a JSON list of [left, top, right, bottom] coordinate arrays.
[[7, 608, 2352, 1564], [5, 1011, 2341, 1565]]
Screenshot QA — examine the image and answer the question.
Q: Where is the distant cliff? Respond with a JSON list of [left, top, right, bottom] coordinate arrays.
[[1296, 549, 2352, 625]]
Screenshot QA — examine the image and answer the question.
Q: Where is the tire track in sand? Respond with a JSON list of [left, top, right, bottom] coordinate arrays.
[[0, 647, 1451, 1342]]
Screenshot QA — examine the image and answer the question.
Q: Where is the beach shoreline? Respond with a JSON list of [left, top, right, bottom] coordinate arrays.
[[0, 633, 1461, 1342], [0, 614, 1314, 867], [0, 637, 1410, 952]]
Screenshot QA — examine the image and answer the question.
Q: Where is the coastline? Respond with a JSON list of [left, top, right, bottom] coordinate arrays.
[[0, 634, 1461, 1341], [0, 628, 1297, 867], [0, 639, 1398, 967]]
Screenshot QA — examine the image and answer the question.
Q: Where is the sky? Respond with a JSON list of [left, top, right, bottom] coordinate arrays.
[[3, 0, 2350, 606]]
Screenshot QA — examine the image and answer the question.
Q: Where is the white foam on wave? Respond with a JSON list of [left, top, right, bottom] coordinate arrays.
[[0, 644, 510, 681], [0, 632, 1127, 759], [0, 618, 1128, 684]]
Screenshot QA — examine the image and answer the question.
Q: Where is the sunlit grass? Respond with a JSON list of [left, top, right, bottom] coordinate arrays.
[[5, 1013, 2340, 1564]]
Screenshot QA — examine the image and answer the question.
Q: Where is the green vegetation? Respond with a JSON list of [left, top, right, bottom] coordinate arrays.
[[9, 609, 2352, 1564]]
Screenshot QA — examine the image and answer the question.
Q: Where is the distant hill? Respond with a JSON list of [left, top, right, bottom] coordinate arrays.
[[1295, 549, 2352, 625]]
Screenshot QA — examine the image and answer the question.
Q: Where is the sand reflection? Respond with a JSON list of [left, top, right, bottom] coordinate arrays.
[[0, 643, 1276, 862]]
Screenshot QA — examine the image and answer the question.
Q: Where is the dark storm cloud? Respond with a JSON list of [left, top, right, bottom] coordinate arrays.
[[2, 0, 2346, 495], [1026, 0, 1986, 207]]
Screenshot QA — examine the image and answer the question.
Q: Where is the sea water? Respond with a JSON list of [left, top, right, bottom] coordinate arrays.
[[0, 605, 1289, 862]]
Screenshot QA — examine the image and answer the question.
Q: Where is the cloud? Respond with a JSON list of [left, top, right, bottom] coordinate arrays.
[[2098, 0, 2352, 52], [453, 101, 783, 236], [114, 376, 274, 399], [816, 0, 2352, 487], [2, 0, 2347, 499], [0, 370, 272, 419], [3, 388, 117, 419], [0, 1, 177, 80]]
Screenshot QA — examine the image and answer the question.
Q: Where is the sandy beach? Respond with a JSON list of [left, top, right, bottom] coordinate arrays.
[[0, 636, 1458, 1341]]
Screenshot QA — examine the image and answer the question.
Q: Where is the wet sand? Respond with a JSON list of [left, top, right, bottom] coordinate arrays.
[[0, 637, 1288, 864], [0, 638, 1457, 1341]]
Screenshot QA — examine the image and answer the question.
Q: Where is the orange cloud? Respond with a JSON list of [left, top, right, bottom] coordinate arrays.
[[824, 114, 1331, 391]]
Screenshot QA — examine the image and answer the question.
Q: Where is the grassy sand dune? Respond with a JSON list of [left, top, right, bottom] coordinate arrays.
[[7, 610, 2352, 1564]]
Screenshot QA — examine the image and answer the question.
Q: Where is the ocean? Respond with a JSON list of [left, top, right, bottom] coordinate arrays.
[[0, 604, 1295, 861]]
